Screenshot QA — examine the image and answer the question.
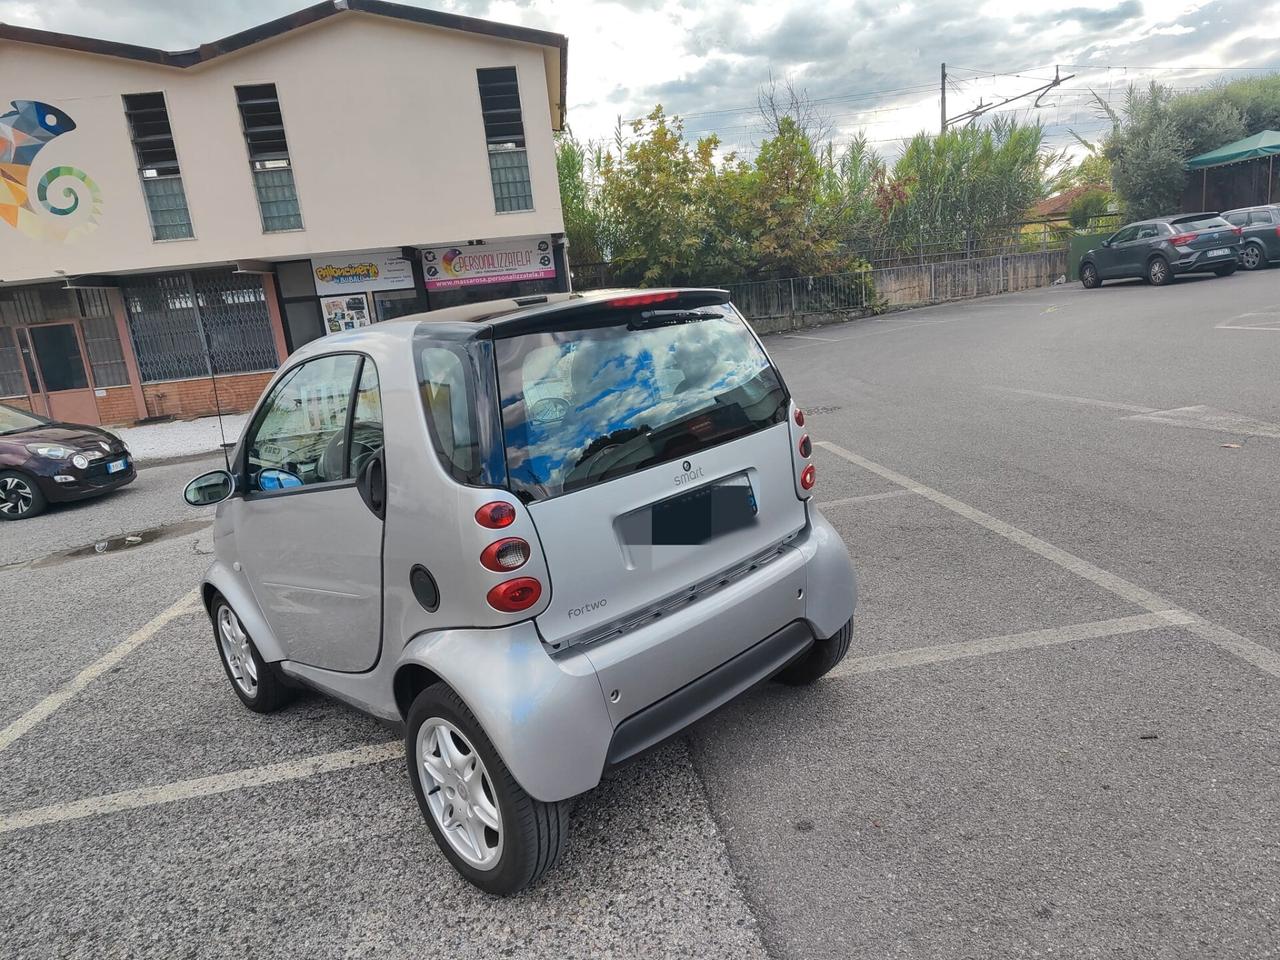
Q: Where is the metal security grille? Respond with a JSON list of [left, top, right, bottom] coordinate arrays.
[[80, 315, 128, 387], [0, 328, 24, 396], [122, 270, 278, 382], [0, 284, 121, 390]]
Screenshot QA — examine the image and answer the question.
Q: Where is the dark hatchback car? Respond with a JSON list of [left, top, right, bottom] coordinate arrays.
[[1079, 213, 1243, 288], [1223, 204, 1280, 270], [0, 402, 134, 520]]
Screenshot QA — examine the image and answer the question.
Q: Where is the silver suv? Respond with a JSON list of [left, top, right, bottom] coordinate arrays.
[[185, 289, 857, 894]]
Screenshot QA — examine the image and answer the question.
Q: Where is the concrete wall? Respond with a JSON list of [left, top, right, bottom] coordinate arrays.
[[0, 12, 564, 283]]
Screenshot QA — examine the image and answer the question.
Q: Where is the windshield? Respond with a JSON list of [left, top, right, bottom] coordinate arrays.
[[494, 307, 787, 502], [0, 403, 50, 435]]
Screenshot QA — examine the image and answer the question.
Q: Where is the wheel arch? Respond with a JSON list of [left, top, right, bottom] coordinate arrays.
[[202, 561, 286, 662], [393, 662, 445, 720]]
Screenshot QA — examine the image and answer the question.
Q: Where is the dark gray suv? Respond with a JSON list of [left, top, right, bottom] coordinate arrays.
[[1223, 204, 1280, 270], [1079, 213, 1243, 288]]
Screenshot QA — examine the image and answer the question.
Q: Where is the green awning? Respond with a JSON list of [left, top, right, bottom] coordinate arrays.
[[1186, 130, 1280, 170]]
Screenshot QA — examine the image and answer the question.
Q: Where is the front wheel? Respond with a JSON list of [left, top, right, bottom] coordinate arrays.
[[775, 619, 853, 685], [1240, 245, 1265, 270], [0, 471, 45, 520], [406, 683, 569, 895], [1079, 263, 1101, 289], [1214, 262, 1238, 277], [1147, 256, 1173, 286], [211, 596, 292, 713]]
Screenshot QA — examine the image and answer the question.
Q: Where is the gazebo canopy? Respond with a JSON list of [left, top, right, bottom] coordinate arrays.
[[1186, 130, 1280, 170]]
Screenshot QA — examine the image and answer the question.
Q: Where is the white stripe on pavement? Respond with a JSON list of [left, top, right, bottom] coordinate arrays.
[[0, 588, 202, 753], [817, 440, 1280, 680], [831, 611, 1192, 679], [817, 490, 913, 508], [0, 741, 402, 835], [985, 386, 1157, 413]]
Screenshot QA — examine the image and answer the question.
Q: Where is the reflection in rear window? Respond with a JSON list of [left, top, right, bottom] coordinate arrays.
[[495, 309, 787, 502]]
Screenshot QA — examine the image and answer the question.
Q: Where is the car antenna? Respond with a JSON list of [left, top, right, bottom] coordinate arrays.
[[197, 319, 233, 474]]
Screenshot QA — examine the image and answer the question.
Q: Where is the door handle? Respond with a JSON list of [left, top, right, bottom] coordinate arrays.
[[357, 449, 386, 519]]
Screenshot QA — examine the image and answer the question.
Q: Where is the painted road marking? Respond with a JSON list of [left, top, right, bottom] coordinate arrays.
[[817, 441, 1280, 680], [1217, 312, 1280, 332], [817, 490, 913, 508], [986, 386, 1157, 413], [0, 589, 202, 754], [0, 741, 402, 835], [781, 333, 843, 343], [1124, 405, 1280, 440], [831, 611, 1192, 679]]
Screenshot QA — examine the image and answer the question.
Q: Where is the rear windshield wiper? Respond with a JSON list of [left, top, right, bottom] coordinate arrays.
[[626, 310, 720, 330]]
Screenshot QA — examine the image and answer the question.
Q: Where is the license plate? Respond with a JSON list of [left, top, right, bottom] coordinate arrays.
[[1207, 248, 1230, 258], [107, 458, 128, 474], [622, 474, 759, 547]]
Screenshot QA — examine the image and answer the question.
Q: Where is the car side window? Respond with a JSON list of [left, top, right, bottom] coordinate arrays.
[[1226, 213, 1248, 226], [245, 354, 362, 491], [1136, 225, 1158, 240], [418, 345, 480, 481], [1111, 226, 1138, 244], [1250, 210, 1274, 225], [348, 360, 384, 477]]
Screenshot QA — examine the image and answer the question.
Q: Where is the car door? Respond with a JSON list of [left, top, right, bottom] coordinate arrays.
[[228, 353, 386, 673], [1249, 208, 1278, 259], [1097, 225, 1138, 278]]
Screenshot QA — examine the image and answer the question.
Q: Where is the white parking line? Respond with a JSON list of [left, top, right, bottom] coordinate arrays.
[[986, 386, 1157, 413], [0, 741, 401, 835], [817, 441, 1280, 680], [0, 588, 202, 754], [817, 490, 913, 508], [832, 611, 1192, 679]]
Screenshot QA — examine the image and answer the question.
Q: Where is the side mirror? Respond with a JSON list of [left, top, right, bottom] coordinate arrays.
[[184, 470, 235, 506], [258, 468, 303, 491], [1100, 239, 1112, 247]]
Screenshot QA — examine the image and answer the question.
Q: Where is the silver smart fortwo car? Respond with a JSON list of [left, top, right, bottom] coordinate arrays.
[[184, 288, 856, 894]]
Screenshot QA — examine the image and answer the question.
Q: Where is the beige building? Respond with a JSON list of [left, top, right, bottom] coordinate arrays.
[[0, 0, 568, 424]]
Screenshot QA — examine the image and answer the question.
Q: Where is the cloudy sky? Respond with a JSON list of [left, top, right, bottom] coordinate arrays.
[[3, 0, 1278, 158]]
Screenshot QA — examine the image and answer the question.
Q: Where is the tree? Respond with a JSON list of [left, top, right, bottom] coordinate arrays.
[[1098, 83, 1187, 220], [555, 129, 610, 265]]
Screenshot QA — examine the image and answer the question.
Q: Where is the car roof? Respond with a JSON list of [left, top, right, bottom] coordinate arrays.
[[1223, 203, 1280, 214]]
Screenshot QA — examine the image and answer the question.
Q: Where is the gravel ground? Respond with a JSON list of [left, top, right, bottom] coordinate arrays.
[[114, 414, 248, 463]]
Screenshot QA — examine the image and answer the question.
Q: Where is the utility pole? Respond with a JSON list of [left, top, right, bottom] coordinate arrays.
[[940, 62, 947, 134]]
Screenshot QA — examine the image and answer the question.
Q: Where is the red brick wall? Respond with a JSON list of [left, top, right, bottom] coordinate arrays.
[[2, 395, 33, 411], [141, 372, 274, 420], [94, 386, 141, 426]]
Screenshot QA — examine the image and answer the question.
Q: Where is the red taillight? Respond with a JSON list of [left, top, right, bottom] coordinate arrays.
[[480, 537, 530, 572], [475, 501, 517, 529], [1232, 226, 1244, 236], [800, 464, 816, 490], [1275, 225, 1280, 238], [606, 291, 681, 309], [794, 407, 805, 427], [1169, 232, 1198, 246], [486, 577, 542, 612], [798, 434, 812, 458]]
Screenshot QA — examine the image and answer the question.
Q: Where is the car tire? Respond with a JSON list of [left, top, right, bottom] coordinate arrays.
[[1240, 244, 1265, 270], [774, 619, 853, 685], [0, 470, 46, 521], [1079, 263, 1101, 289], [1147, 255, 1172, 286], [406, 682, 570, 895], [210, 595, 293, 713], [1214, 262, 1238, 277]]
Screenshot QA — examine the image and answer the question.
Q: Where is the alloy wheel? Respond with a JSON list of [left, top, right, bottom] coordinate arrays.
[[217, 606, 259, 697], [1241, 246, 1262, 269], [1149, 258, 1170, 284], [0, 476, 34, 517], [416, 719, 503, 869]]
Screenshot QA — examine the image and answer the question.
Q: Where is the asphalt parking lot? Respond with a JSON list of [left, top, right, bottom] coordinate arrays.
[[3, 269, 1279, 959]]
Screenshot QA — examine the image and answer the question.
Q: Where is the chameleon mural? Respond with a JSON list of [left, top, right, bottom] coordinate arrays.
[[0, 99, 102, 243]]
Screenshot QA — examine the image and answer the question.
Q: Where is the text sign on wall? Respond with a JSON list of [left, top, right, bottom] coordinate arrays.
[[311, 250, 414, 296], [421, 236, 556, 290]]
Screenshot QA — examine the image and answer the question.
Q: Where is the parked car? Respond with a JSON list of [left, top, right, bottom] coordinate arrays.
[[183, 289, 857, 894], [1079, 213, 1243, 288], [0, 402, 134, 520], [1223, 204, 1280, 270]]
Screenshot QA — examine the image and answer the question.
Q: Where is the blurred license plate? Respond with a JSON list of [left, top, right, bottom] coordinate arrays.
[[622, 474, 758, 547], [1207, 248, 1230, 258], [107, 458, 128, 474]]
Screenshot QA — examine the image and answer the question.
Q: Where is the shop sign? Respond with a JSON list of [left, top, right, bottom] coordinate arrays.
[[312, 250, 414, 295], [421, 236, 555, 289]]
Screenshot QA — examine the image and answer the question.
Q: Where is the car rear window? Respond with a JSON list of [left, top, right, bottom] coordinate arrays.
[[494, 306, 788, 502], [1171, 215, 1230, 231]]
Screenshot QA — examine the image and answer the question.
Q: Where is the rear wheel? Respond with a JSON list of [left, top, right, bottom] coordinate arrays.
[[1214, 262, 1238, 277], [0, 471, 45, 521], [211, 596, 292, 713], [1147, 255, 1172, 286], [1079, 263, 1101, 289], [775, 619, 853, 685], [1239, 244, 1264, 270], [406, 682, 569, 895]]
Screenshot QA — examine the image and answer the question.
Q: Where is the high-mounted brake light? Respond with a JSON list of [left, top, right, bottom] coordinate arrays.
[[487, 577, 542, 612], [800, 464, 816, 490], [606, 291, 681, 309], [794, 408, 805, 427], [1169, 232, 1198, 246], [798, 434, 812, 458], [475, 501, 517, 529], [480, 538, 530, 572]]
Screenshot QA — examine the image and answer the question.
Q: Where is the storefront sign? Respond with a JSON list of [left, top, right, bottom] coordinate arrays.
[[311, 250, 414, 296], [421, 236, 556, 290]]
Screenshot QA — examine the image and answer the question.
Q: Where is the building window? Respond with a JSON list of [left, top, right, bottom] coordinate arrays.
[[235, 84, 303, 232], [122, 92, 194, 241], [477, 67, 533, 212]]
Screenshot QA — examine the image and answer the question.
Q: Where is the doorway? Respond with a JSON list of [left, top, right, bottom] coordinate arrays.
[[18, 323, 100, 424]]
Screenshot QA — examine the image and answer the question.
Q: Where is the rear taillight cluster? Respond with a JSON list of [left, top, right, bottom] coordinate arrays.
[[1232, 226, 1244, 237], [1169, 232, 1197, 246], [794, 406, 816, 495], [475, 501, 542, 612]]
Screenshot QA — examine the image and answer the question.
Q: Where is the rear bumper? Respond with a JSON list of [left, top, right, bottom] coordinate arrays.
[[1171, 246, 1240, 272]]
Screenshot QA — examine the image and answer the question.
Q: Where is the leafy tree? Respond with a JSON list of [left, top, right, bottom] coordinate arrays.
[[555, 130, 611, 265], [1067, 189, 1114, 230], [1098, 83, 1187, 220]]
